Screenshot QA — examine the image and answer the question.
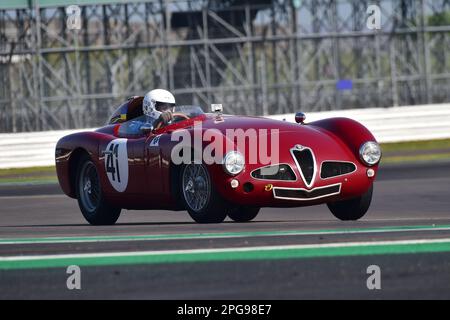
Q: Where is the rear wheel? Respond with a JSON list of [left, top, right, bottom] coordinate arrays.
[[327, 184, 373, 221], [180, 163, 229, 223], [228, 206, 260, 222], [76, 154, 121, 225]]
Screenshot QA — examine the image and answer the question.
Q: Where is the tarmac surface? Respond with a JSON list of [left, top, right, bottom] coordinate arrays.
[[1, 162, 449, 299]]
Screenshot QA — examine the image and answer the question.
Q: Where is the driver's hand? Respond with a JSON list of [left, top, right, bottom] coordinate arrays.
[[158, 110, 173, 125]]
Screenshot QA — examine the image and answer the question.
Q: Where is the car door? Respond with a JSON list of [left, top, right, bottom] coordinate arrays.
[[144, 132, 166, 201]]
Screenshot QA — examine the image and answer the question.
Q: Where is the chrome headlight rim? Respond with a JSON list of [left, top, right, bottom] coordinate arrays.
[[359, 141, 382, 166], [223, 151, 245, 176]]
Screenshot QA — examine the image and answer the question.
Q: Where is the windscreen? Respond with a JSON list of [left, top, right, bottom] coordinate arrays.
[[173, 105, 204, 118]]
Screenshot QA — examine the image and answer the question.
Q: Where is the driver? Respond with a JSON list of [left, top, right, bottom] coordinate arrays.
[[118, 89, 176, 136], [142, 89, 176, 129]]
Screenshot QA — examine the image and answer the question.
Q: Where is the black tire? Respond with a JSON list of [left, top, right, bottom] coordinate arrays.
[[75, 154, 121, 225], [180, 163, 229, 223], [228, 206, 260, 222], [327, 184, 373, 221]]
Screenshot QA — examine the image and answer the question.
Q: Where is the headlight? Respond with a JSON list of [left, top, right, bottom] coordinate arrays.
[[359, 141, 381, 166], [223, 151, 245, 175]]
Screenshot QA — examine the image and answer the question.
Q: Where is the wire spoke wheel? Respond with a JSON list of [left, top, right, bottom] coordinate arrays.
[[78, 161, 100, 213], [182, 163, 210, 213], [179, 161, 229, 223], [75, 154, 121, 225]]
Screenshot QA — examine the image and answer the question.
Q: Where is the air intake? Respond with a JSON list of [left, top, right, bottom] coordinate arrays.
[[321, 161, 356, 179], [251, 164, 296, 181], [273, 184, 341, 201]]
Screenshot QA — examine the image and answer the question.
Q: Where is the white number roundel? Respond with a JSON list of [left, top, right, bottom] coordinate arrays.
[[104, 139, 129, 192]]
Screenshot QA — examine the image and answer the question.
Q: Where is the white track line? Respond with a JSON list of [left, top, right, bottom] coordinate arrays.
[[2, 238, 450, 261], [1, 225, 450, 245]]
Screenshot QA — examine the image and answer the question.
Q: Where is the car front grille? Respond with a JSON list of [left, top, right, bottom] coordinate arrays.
[[273, 184, 341, 201], [291, 147, 315, 187]]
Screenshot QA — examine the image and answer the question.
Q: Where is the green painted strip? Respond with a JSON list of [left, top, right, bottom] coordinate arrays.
[[1, 224, 450, 245], [2, 240, 450, 270]]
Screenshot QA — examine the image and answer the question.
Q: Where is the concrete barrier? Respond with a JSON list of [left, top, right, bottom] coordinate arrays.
[[268, 103, 450, 143], [0, 103, 449, 169]]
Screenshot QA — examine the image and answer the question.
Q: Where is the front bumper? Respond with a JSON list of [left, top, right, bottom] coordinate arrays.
[[210, 162, 377, 208]]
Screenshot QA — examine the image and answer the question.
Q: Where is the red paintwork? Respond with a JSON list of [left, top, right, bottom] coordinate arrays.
[[55, 102, 379, 211]]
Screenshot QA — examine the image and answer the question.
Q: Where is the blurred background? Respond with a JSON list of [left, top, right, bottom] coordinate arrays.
[[0, 0, 449, 133]]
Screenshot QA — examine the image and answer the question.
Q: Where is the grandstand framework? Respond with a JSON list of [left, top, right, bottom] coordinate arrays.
[[0, 0, 449, 132]]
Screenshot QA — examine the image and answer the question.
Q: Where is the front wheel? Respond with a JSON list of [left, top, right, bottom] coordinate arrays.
[[180, 163, 229, 223], [228, 206, 260, 222], [327, 184, 373, 221], [76, 154, 121, 225]]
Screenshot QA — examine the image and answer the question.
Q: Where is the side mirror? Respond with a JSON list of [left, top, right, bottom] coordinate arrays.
[[211, 104, 223, 114], [295, 112, 306, 124]]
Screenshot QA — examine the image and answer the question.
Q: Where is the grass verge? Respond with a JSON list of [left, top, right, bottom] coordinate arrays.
[[381, 139, 450, 153]]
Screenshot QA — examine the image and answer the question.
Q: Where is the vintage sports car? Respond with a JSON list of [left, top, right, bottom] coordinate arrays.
[[55, 96, 381, 225]]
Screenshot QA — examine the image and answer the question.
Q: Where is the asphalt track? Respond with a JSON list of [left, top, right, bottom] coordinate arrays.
[[0, 162, 450, 299]]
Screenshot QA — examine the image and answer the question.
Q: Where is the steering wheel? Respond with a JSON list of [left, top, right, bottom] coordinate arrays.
[[172, 112, 190, 122], [153, 112, 190, 131]]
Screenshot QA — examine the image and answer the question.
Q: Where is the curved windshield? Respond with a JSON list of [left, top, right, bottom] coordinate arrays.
[[174, 105, 204, 118]]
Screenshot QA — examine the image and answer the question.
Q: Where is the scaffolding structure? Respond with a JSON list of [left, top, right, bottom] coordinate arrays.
[[0, 0, 449, 132]]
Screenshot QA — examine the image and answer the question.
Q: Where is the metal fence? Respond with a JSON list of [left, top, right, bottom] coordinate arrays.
[[0, 0, 449, 133]]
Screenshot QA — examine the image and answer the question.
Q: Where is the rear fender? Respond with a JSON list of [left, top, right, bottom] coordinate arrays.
[[55, 132, 112, 198]]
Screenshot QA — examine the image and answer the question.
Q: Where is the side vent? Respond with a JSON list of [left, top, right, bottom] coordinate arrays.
[[320, 161, 356, 179], [251, 164, 296, 181]]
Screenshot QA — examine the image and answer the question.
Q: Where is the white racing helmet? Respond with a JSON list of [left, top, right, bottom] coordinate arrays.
[[143, 89, 176, 118]]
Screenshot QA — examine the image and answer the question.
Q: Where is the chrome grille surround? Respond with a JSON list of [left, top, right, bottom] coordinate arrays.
[[290, 145, 317, 189], [273, 183, 342, 201]]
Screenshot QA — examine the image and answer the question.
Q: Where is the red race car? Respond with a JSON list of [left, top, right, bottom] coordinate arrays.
[[55, 96, 381, 225]]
